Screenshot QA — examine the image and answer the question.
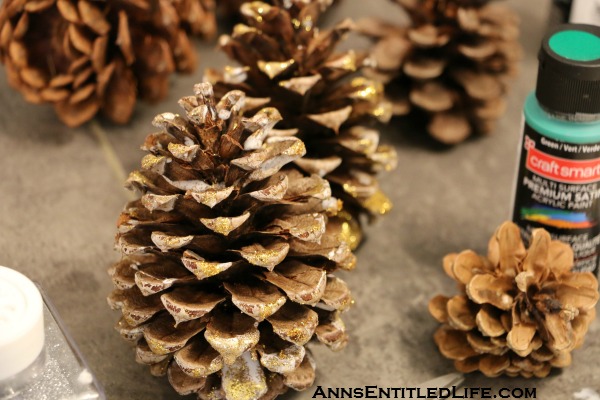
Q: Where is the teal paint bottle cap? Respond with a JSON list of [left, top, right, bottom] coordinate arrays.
[[537, 24, 600, 115]]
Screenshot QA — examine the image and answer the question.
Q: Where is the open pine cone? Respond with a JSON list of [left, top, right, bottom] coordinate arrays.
[[0, 0, 216, 127], [207, 1, 397, 229], [108, 82, 356, 400], [429, 222, 599, 378], [358, 0, 522, 144]]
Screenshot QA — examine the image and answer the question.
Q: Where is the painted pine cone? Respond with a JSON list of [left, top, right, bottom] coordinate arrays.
[[207, 1, 397, 225], [108, 82, 356, 400], [358, 0, 522, 144], [0, 0, 216, 127], [429, 222, 599, 378]]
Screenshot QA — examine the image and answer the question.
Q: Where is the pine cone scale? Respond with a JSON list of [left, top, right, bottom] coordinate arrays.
[[174, 336, 224, 378]]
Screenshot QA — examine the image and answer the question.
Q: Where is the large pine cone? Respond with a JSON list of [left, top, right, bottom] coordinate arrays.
[[0, 0, 216, 127], [207, 1, 397, 226], [429, 222, 598, 378], [358, 0, 522, 144], [108, 82, 356, 400]]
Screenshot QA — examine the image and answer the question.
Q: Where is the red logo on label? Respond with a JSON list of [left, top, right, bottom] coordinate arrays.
[[526, 143, 600, 184]]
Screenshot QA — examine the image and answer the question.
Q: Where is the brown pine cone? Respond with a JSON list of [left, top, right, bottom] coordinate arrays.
[[207, 1, 397, 229], [358, 0, 522, 144], [429, 222, 599, 378], [218, 0, 338, 20], [0, 0, 217, 127], [108, 82, 356, 400]]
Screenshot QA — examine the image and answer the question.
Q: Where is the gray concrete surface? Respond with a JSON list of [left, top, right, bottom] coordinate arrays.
[[2, 0, 599, 399]]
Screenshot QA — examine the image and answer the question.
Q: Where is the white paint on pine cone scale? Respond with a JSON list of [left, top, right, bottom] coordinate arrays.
[[0, 266, 44, 381]]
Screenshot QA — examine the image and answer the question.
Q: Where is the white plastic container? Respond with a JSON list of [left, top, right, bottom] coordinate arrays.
[[0, 266, 105, 399]]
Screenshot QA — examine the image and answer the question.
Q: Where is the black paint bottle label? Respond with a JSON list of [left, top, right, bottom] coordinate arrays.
[[512, 123, 600, 273]]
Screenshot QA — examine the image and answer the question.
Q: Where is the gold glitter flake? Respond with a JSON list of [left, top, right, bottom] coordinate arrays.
[[181, 250, 231, 279], [255, 299, 286, 321], [223, 66, 250, 84], [200, 213, 250, 236], [126, 171, 152, 188], [141, 154, 169, 173], [370, 102, 393, 123], [151, 232, 194, 252], [301, 16, 314, 31], [238, 242, 289, 270], [259, 344, 304, 374], [340, 253, 357, 271], [349, 77, 380, 102], [363, 190, 392, 215], [204, 326, 260, 365], [244, 248, 285, 268], [145, 336, 172, 355], [175, 342, 224, 377], [224, 282, 287, 321], [181, 359, 223, 378], [237, 297, 286, 322], [327, 51, 357, 72], [181, 252, 233, 280], [240, 2, 273, 23], [284, 326, 310, 345], [222, 352, 268, 400], [342, 182, 359, 198], [283, 139, 306, 158], [268, 306, 318, 346], [141, 194, 179, 212], [168, 142, 200, 162], [233, 24, 259, 36], [203, 386, 224, 400], [337, 210, 362, 251], [289, 213, 325, 242], [257, 59, 295, 80], [189, 186, 235, 208], [371, 145, 398, 172]]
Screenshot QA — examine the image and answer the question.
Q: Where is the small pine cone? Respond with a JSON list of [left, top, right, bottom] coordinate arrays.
[[429, 222, 599, 378], [207, 1, 397, 229], [358, 0, 522, 144], [108, 82, 356, 400], [0, 0, 217, 127]]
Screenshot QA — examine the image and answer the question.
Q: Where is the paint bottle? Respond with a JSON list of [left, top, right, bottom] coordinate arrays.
[[512, 24, 600, 274]]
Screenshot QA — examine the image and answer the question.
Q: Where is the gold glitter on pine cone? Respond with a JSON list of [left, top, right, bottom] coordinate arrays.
[[219, 0, 338, 20], [358, 0, 522, 144], [429, 222, 599, 378], [206, 1, 397, 225], [0, 0, 217, 127], [108, 82, 356, 400]]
